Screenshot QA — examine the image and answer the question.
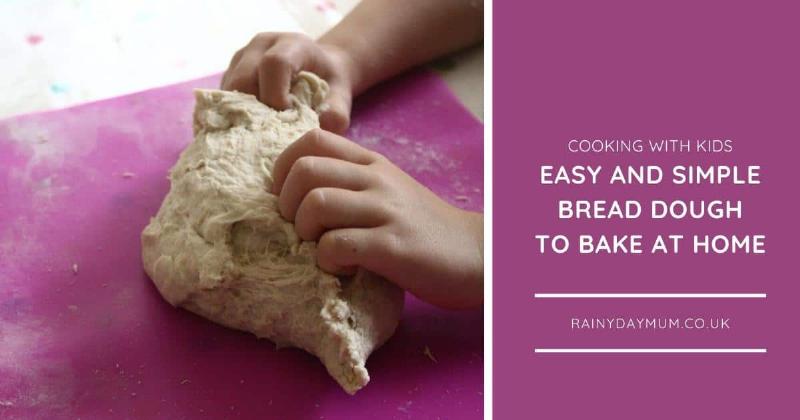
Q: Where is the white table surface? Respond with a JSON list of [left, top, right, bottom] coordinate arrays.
[[0, 0, 482, 121]]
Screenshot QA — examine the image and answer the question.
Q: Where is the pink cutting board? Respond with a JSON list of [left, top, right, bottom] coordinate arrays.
[[0, 71, 483, 419]]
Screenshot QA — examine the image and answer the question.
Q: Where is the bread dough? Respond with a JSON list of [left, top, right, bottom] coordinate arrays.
[[141, 72, 404, 394]]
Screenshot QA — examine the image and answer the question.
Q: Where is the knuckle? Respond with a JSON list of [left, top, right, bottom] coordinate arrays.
[[252, 32, 274, 44], [288, 32, 312, 43], [375, 197, 403, 222], [293, 156, 319, 178], [379, 198, 401, 216], [259, 52, 285, 68], [368, 170, 388, 188], [305, 188, 328, 213], [368, 164, 391, 186], [303, 128, 326, 148], [367, 150, 387, 164]]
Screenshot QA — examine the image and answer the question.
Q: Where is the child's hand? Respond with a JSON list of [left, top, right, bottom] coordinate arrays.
[[221, 33, 355, 134], [272, 129, 483, 310]]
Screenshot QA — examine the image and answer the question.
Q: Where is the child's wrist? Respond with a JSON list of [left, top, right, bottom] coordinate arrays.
[[319, 32, 379, 96], [319, 41, 362, 97], [455, 208, 485, 285]]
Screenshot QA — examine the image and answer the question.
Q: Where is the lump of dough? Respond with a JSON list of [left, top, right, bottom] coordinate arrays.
[[141, 72, 404, 394]]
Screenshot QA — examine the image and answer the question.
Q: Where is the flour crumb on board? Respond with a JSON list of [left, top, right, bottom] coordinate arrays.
[[454, 195, 470, 203], [423, 345, 438, 363], [0, 400, 14, 407], [72, 263, 79, 274], [121, 172, 136, 179], [180, 379, 191, 385], [397, 400, 413, 413]]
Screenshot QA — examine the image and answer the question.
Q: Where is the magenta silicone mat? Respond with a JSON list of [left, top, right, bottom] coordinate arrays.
[[0, 70, 483, 419]]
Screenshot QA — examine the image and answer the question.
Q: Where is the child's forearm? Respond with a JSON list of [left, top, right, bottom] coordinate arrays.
[[319, 0, 483, 95]]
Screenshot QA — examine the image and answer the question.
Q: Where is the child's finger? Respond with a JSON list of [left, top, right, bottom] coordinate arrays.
[[224, 48, 263, 95], [319, 82, 352, 134], [277, 156, 371, 221], [220, 48, 245, 88], [293, 188, 384, 241], [317, 228, 393, 276], [272, 129, 379, 194], [257, 40, 313, 109], [222, 33, 278, 93]]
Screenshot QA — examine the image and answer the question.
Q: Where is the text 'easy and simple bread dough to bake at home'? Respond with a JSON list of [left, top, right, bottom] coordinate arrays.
[[141, 72, 404, 394]]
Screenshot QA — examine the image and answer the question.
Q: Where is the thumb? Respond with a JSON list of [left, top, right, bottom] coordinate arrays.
[[317, 228, 387, 277], [319, 83, 352, 135]]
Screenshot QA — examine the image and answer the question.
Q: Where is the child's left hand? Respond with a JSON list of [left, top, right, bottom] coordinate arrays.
[[272, 128, 483, 309]]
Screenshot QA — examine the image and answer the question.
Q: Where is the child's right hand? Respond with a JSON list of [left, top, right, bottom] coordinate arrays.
[[272, 129, 484, 310], [221, 33, 356, 134]]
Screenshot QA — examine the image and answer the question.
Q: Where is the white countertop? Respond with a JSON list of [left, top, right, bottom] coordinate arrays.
[[0, 0, 482, 121]]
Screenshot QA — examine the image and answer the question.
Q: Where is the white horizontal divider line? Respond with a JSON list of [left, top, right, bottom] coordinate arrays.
[[534, 348, 767, 354], [534, 293, 766, 299]]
